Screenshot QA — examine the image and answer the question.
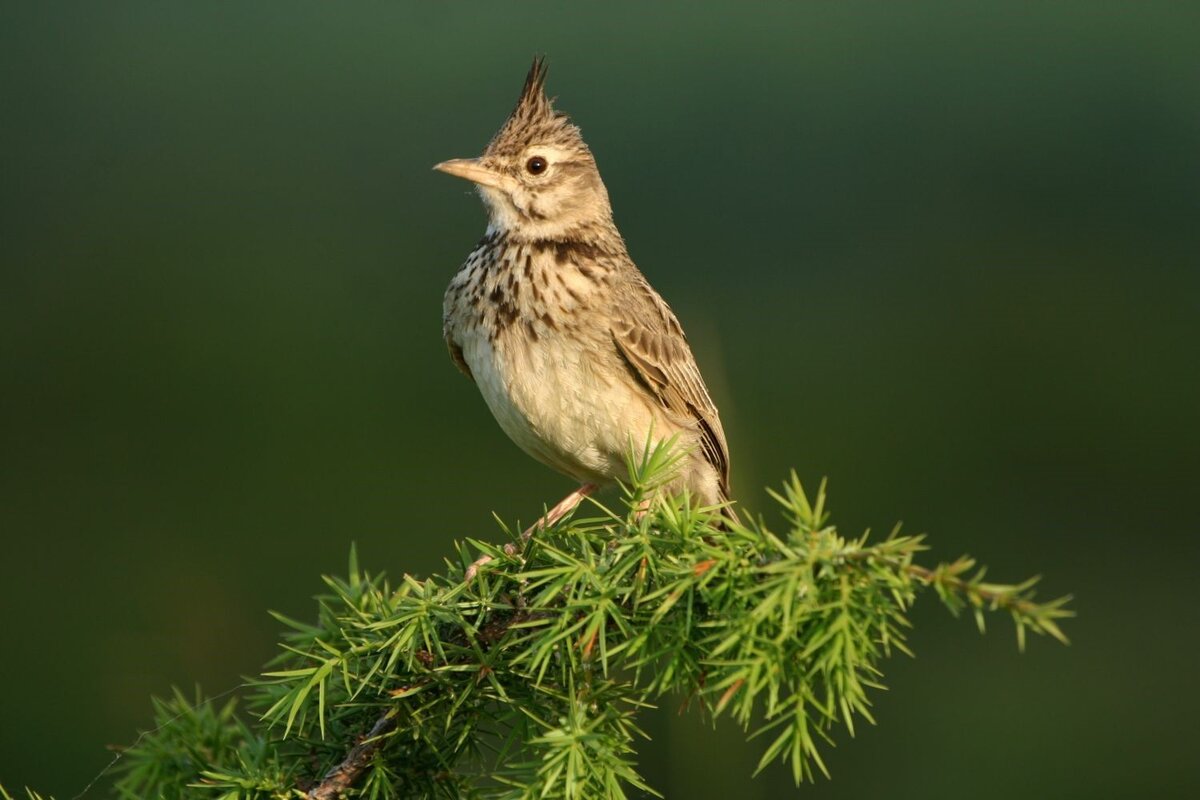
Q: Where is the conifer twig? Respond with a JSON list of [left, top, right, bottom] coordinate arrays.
[[306, 711, 398, 800], [903, 559, 1072, 647], [93, 456, 1071, 800]]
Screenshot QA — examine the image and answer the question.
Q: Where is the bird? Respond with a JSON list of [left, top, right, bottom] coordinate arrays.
[[435, 57, 733, 535]]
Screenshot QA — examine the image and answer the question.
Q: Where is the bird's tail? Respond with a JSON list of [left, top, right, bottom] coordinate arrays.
[[715, 487, 741, 530]]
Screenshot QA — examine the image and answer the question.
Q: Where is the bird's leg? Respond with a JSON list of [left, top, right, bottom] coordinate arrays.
[[463, 483, 599, 581], [632, 496, 652, 521], [522, 483, 598, 540]]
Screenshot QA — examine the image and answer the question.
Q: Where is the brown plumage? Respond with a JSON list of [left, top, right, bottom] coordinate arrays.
[[436, 58, 733, 529]]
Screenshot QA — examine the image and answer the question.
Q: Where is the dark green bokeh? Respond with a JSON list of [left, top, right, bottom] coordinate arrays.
[[2, 3, 1197, 797]]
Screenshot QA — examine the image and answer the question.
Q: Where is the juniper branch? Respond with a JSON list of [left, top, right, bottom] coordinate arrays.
[[904, 560, 1073, 649], [101, 452, 1071, 800], [306, 711, 398, 800]]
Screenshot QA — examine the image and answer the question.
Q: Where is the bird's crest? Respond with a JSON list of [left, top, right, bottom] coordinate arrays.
[[485, 56, 588, 157], [518, 55, 552, 117]]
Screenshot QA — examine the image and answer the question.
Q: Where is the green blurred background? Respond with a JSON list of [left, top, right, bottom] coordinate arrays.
[[2, 2, 1197, 797]]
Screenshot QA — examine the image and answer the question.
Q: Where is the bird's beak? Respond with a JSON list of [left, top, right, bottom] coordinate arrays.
[[433, 158, 506, 190]]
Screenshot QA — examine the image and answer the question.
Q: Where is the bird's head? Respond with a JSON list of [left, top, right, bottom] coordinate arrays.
[[434, 57, 613, 239]]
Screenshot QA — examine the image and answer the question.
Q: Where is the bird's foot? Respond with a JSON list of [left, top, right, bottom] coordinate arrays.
[[632, 496, 652, 521], [463, 484, 598, 582], [463, 554, 493, 581], [522, 483, 598, 540]]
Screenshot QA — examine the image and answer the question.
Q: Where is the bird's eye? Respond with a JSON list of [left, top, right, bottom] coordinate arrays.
[[525, 156, 548, 175]]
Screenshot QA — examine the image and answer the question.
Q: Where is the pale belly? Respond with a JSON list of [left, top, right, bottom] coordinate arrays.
[[460, 327, 662, 485]]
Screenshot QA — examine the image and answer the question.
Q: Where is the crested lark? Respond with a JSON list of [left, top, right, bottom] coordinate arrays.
[[436, 58, 733, 532]]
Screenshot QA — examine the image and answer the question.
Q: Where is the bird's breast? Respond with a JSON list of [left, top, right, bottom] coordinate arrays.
[[461, 321, 659, 485], [443, 248, 655, 484]]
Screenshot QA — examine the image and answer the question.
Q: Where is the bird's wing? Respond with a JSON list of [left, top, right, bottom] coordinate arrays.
[[610, 275, 730, 497], [445, 335, 474, 381]]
